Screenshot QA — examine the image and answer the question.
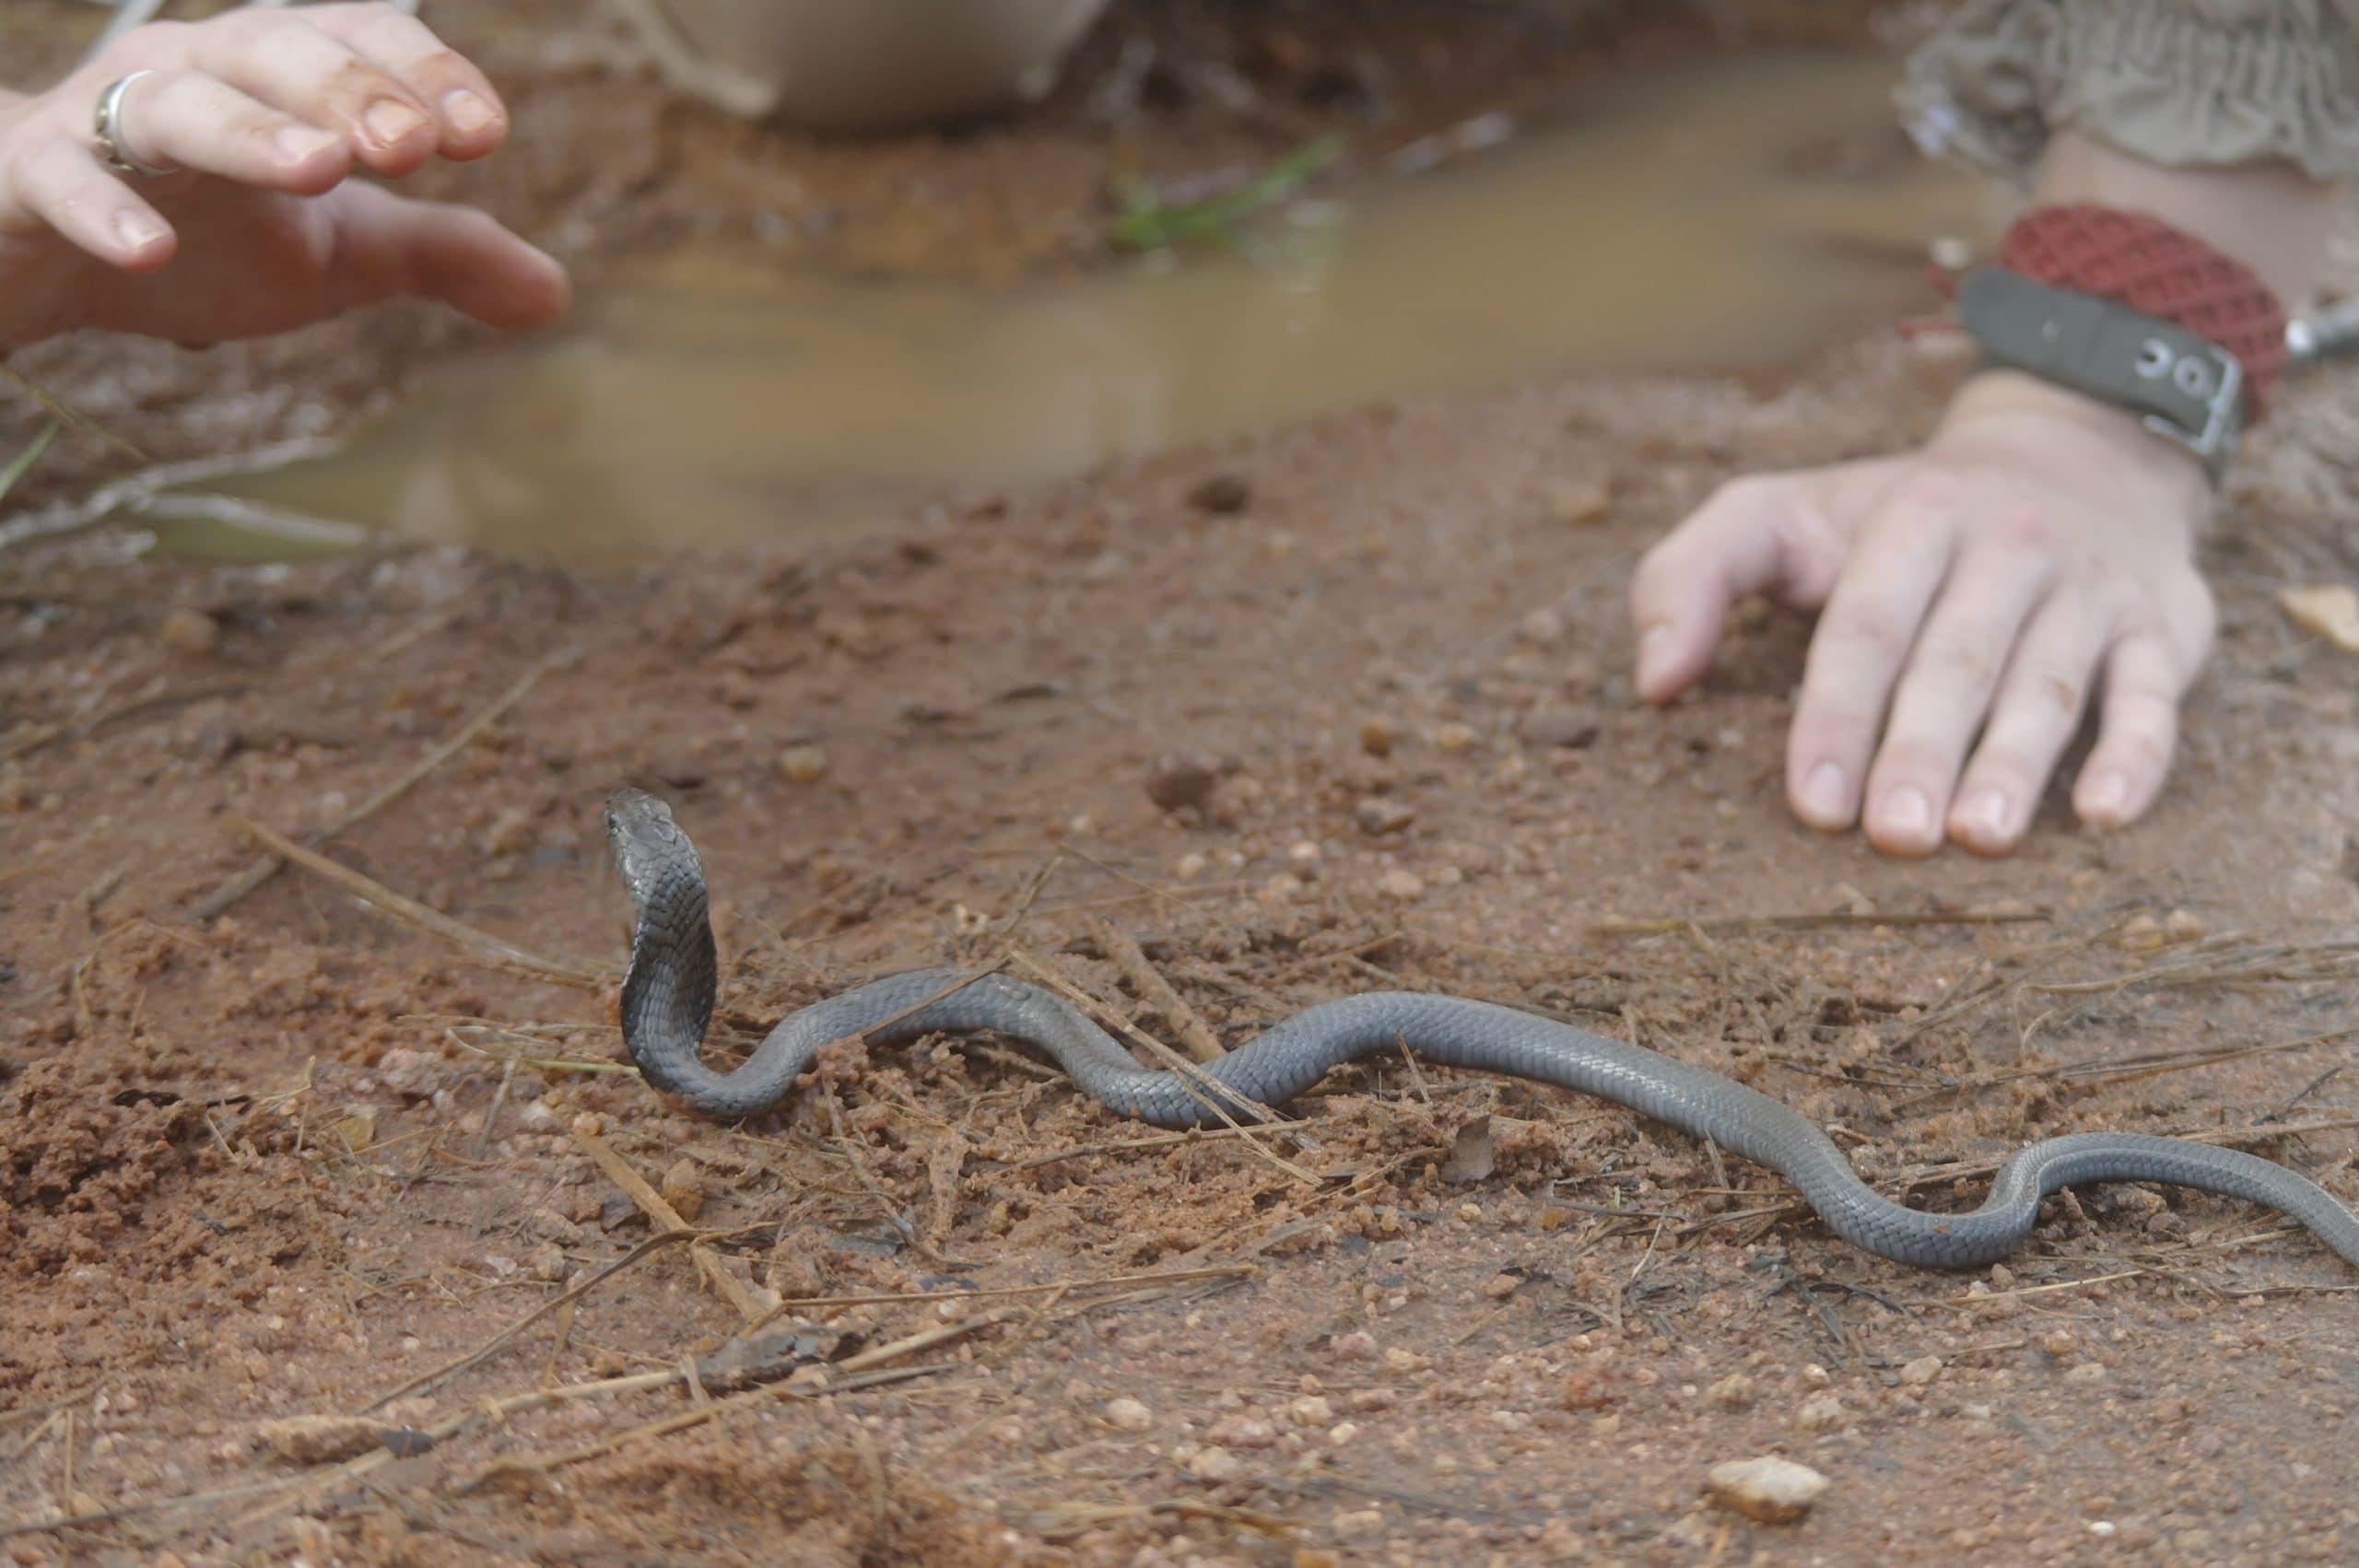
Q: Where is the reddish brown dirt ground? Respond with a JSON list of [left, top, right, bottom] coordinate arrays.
[[6, 4, 2359, 1565]]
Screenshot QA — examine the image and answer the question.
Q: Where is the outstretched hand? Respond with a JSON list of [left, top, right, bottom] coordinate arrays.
[[1630, 370, 2218, 858], [0, 2, 569, 348]]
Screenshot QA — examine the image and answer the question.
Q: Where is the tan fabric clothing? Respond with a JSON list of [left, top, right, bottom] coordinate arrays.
[[1900, 0, 2359, 181]]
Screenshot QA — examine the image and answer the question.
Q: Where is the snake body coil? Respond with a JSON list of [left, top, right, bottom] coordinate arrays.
[[605, 789, 2359, 1273]]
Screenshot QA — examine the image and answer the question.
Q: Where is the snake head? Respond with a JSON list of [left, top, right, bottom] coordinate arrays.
[[604, 787, 699, 895]]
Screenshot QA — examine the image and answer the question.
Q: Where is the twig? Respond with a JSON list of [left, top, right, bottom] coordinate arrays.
[[1589, 907, 2049, 938], [1005, 948, 1315, 1184], [1088, 917, 1226, 1062], [1008, 1123, 1308, 1172], [462, 1362, 954, 1492], [186, 652, 565, 921], [748, 1264, 1254, 1320], [572, 1129, 767, 1325], [236, 819, 606, 987], [361, 1225, 764, 1411]]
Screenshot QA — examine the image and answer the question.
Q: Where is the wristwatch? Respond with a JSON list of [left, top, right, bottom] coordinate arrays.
[[1955, 266, 2246, 480]]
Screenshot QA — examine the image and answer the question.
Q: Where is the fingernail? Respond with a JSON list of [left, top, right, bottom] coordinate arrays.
[[276, 123, 339, 162], [2082, 771, 2130, 821], [1798, 762, 1847, 825], [1878, 785, 1932, 838], [443, 89, 498, 135], [1952, 787, 2010, 842], [1637, 626, 1672, 687], [112, 209, 167, 252], [364, 99, 428, 149]]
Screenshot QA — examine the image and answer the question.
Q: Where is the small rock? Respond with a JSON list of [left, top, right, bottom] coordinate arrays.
[[1287, 1396, 1334, 1426], [1898, 1356, 1943, 1387], [1432, 722, 1478, 753], [1174, 851, 1208, 880], [1104, 1397, 1155, 1432], [1517, 706, 1600, 749], [1517, 608, 1567, 645], [257, 1415, 404, 1465], [157, 608, 221, 656], [2063, 1363, 2107, 1386], [1327, 1421, 1360, 1445], [1796, 1393, 1845, 1431], [1332, 1331, 1379, 1363], [659, 1159, 706, 1222], [1708, 1374, 1755, 1410], [1384, 1348, 1430, 1375], [1187, 473, 1252, 515], [2281, 583, 2359, 652], [1705, 1457, 1830, 1524], [1378, 869, 1425, 900], [1144, 753, 1222, 813], [1548, 477, 1613, 525], [1294, 1550, 1344, 1568], [777, 744, 829, 784], [2162, 907, 2206, 942], [1355, 797, 1416, 836], [1358, 718, 1402, 757], [1207, 1416, 1275, 1449], [1183, 1445, 1243, 1481]]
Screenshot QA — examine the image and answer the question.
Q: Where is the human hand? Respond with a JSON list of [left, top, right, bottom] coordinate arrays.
[[1629, 370, 2218, 857], [0, 3, 569, 349]]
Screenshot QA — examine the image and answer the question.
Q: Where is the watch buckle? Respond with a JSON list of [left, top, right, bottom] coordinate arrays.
[[2138, 343, 2242, 465]]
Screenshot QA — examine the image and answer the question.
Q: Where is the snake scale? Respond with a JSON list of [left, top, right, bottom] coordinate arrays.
[[605, 788, 2359, 1273]]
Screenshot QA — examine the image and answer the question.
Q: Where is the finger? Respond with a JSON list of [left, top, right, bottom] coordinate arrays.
[[1860, 519, 2058, 855], [1629, 475, 1849, 703], [1945, 591, 2109, 854], [107, 69, 347, 194], [299, 3, 508, 158], [191, 9, 439, 174], [324, 183, 569, 330], [2074, 625, 2201, 830], [1, 135, 175, 268], [1784, 474, 1962, 831]]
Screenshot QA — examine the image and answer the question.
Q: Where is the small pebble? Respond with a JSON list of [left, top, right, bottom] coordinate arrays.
[[1355, 797, 1416, 836], [1899, 1356, 1943, 1387], [777, 744, 828, 784], [1705, 1457, 1830, 1524], [1104, 1397, 1155, 1432], [1796, 1393, 1845, 1432], [1517, 706, 1600, 749], [1484, 1273, 1519, 1300], [1548, 478, 1613, 525], [1183, 1445, 1243, 1482], [157, 608, 221, 656], [1378, 869, 1425, 900], [1708, 1374, 1755, 1410], [1358, 718, 1401, 757], [1187, 473, 1251, 514], [1432, 722, 1477, 753], [1144, 753, 1222, 813]]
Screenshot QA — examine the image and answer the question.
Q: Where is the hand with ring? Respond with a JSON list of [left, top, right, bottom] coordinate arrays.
[[0, 3, 569, 351]]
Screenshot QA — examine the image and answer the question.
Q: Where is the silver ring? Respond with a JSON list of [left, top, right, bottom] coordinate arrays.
[[94, 69, 177, 179]]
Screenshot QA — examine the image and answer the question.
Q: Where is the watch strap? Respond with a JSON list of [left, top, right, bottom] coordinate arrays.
[[1955, 266, 2244, 479]]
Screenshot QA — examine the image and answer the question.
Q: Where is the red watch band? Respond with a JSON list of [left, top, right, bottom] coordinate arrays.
[[1996, 203, 2289, 415]]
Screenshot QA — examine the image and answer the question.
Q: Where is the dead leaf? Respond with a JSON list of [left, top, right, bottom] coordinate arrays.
[[1439, 1115, 1496, 1184], [2280, 584, 2359, 652]]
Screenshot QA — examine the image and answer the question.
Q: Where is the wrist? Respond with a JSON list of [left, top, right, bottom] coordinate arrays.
[[1937, 369, 2215, 529]]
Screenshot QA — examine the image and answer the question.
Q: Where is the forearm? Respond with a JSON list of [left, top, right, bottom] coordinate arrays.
[[2031, 131, 2341, 304]]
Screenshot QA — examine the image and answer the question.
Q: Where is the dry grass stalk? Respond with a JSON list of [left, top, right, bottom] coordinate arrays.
[[186, 650, 567, 921], [1004, 948, 1316, 1184], [1087, 917, 1226, 1062], [572, 1128, 769, 1324], [237, 819, 606, 987]]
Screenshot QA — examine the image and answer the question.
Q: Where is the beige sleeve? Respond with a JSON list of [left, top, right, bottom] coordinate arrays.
[[1897, 0, 2359, 181]]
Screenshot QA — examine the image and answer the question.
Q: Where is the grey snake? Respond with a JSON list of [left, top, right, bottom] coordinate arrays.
[[605, 788, 2359, 1273]]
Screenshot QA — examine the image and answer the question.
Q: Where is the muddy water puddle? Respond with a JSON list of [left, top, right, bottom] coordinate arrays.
[[169, 52, 1994, 560]]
